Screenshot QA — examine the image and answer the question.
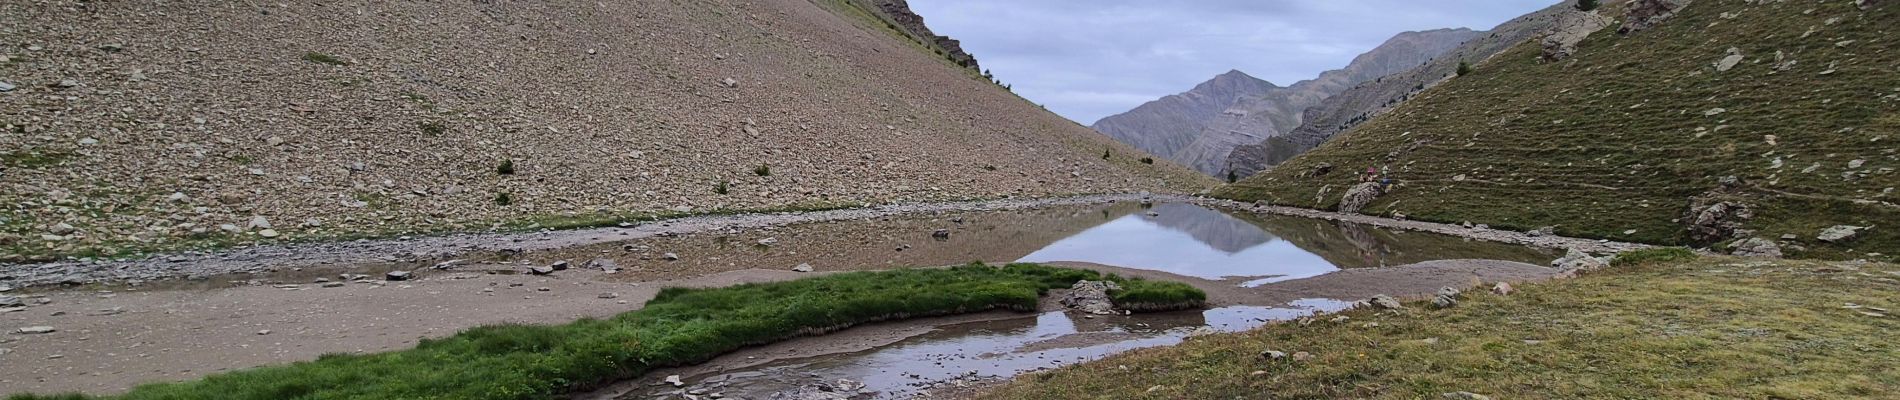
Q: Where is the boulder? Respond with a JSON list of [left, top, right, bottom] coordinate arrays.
[[1542, 10, 1613, 61], [1432, 294, 1458, 309], [1619, 0, 1692, 34], [1686, 201, 1752, 244], [549, 260, 570, 271], [1367, 294, 1404, 310], [1552, 248, 1610, 273], [1059, 280, 1123, 315], [1338, 182, 1384, 214], [1817, 225, 1865, 243], [1714, 47, 1744, 72], [1728, 237, 1783, 258], [1491, 282, 1515, 296]]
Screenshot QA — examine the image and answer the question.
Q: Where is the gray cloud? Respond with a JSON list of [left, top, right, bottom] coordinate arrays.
[[910, 0, 1558, 124]]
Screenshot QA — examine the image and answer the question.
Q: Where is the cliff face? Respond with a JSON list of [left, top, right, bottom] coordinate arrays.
[[1224, 2, 1575, 178], [1089, 70, 1280, 160], [869, 0, 981, 69]]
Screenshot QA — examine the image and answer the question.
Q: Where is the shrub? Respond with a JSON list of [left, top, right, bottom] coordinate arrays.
[[419, 121, 447, 136], [1457, 61, 1473, 76], [1102, 148, 1112, 160], [753, 164, 771, 177], [1575, 0, 1600, 11], [496, 159, 515, 175], [302, 52, 346, 66], [714, 181, 729, 195], [1139, 157, 1155, 165], [1110, 279, 1207, 312], [494, 192, 512, 206], [1227, 170, 1239, 183]]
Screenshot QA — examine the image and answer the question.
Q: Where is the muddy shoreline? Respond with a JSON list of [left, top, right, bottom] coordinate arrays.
[[1, 194, 1647, 290]]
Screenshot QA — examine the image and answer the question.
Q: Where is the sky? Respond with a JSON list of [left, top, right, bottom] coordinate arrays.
[[910, 0, 1557, 125]]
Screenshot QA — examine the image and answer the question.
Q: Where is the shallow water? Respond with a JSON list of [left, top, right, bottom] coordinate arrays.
[[615, 202, 1555, 399]]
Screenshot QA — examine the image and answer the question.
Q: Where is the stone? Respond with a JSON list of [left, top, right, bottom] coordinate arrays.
[[1291, 351, 1314, 361], [385, 271, 413, 281], [586, 258, 618, 271], [321, 282, 345, 288], [1619, 0, 1691, 34], [1433, 294, 1458, 309], [257, 329, 272, 335], [1491, 282, 1515, 296], [1687, 201, 1752, 243], [16, 326, 55, 334], [48, 223, 76, 235], [665, 374, 685, 387], [258, 229, 280, 238], [931, 229, 951, 239], [1443, 392, 1494, 400], [598, 292, 619, 299], [549, 260, 570, 271], [55, 79, 79, 88], [167, 192, 190, 203], [1437, 286, 1462, 298], [1260, 350, 1287, 360], [0, 81, 14, 92], [1817, 225, 1865, 243], [528, 266, 555, 275], [792, 263, 814, 272], [0, 296, 21, 307], [248, 216, 272, 230], [662, 252, 680, 261], [1368, 294, 1404, 310], [1729, 237, 1783, 258], [1059, 280, 1123, 315], [1714, 48, 1744, 72], [1528, 226, 1556, 237], [718, 78, 738, 88], [757, 237, 777, 245], [1338, 182, 1384, 214], [1552, 248, 1610, 273]]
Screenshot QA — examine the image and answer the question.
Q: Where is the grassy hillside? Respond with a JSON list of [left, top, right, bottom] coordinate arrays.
[[982, 253, 1900, 399], [1219, 0, 1897, 260], [0, 0, 1213, 262]]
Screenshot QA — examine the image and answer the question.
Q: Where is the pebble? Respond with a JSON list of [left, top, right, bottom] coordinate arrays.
[[385, 271, 413, 281], [16, 326, 56, 334], [663, 253, 680, 261], [792, 263, 814, 272], [257, 330, 272, 335]]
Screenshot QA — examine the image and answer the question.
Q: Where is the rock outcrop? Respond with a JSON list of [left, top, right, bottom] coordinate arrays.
[[872, 0, 980, 70], [1552, 248, 1611, 273], [1338, 182, 1385, 214], [1541, 10, 1613, 61], [1059, 280, 1123, 315], [1620, 0, 1693, 34], [1729, 238, 1783, 258], [1686, 201, 1753, 244]]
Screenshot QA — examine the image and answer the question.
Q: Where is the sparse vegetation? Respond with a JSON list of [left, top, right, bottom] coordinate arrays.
[[493, 192, 512, 206], [714, 181, 729, 195], [982, 257, 1900, 399], [301, 51, 346, 66], [1455, 60, 1472, 76], [753, 164, 771, 177], [1102, 148, 1112, 160], [1576, 0, 1601, 12], [1611, 246, 1697, 266], [1, 150, 73, 169], [8, 264, 1202, 400], [1218, 0, 1898, 260], [496, 159, 515, 175], [419, 121, 447, 136]]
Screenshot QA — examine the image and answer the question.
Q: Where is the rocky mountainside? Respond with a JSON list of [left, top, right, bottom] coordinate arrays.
[[0, 0, 1214, 262], [1095, 29, 1480, 177], [1175, 28, 1483, 177], [1219, 0, 1898, 261], [1224, 2, 1578, 178], [1089, 70, 1280, 160]]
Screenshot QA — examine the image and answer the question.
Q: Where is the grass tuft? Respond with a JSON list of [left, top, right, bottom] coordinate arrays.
[[300, 52, 347, 66]]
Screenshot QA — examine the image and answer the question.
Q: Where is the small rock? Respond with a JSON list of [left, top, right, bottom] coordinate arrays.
[[792, 263, 814, 273], [1437, 286, 1461, 298], [757, 237, 777, 245], [257, 330, 271, 336], [1528, 226, 1556, 237], [528, 266, 555, 275], [1367, 294, 1404, 310], [16, 326, 55, 334], [257, 229, 280, 238], [662, 253, 680, 261], [48, 223, 77, 235], [665, 374, 685, 387], [321, 282, 345, 288], [598, 292, 619, 299], [1817, 225, 1865, 243], [0, 296, 21, 307], [586, 258, 618, 271], [1443, 392, 1493, 400], [931, 229, 951, 239], [1491, 282, 1514, 296], [536, 287, 551, 292], [384, 271, 413, 281], [718, 78, 738, 88], [167, 192, 190, 203], [1260, 350, 1287, 360], [1291, 351, 1314, 361], [549, 260, 570, 271], [1729, 237, 1783, 258], [0, 81, 14, 92], [1432, 294, 1458, 309], [247, 216, 272, 230]]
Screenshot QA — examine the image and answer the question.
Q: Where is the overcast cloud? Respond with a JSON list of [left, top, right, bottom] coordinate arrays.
[[909, 1, 1557, 124]]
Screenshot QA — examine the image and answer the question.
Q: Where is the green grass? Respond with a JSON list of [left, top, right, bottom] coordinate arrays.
[[1217, 1, 1898, 261], [1, 150, 73, 169], [8, 263, 1202, 400], [1611, 246, 1698, 267], [1109, 279, 1206, 312], [981, 257, 1900, 399]]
